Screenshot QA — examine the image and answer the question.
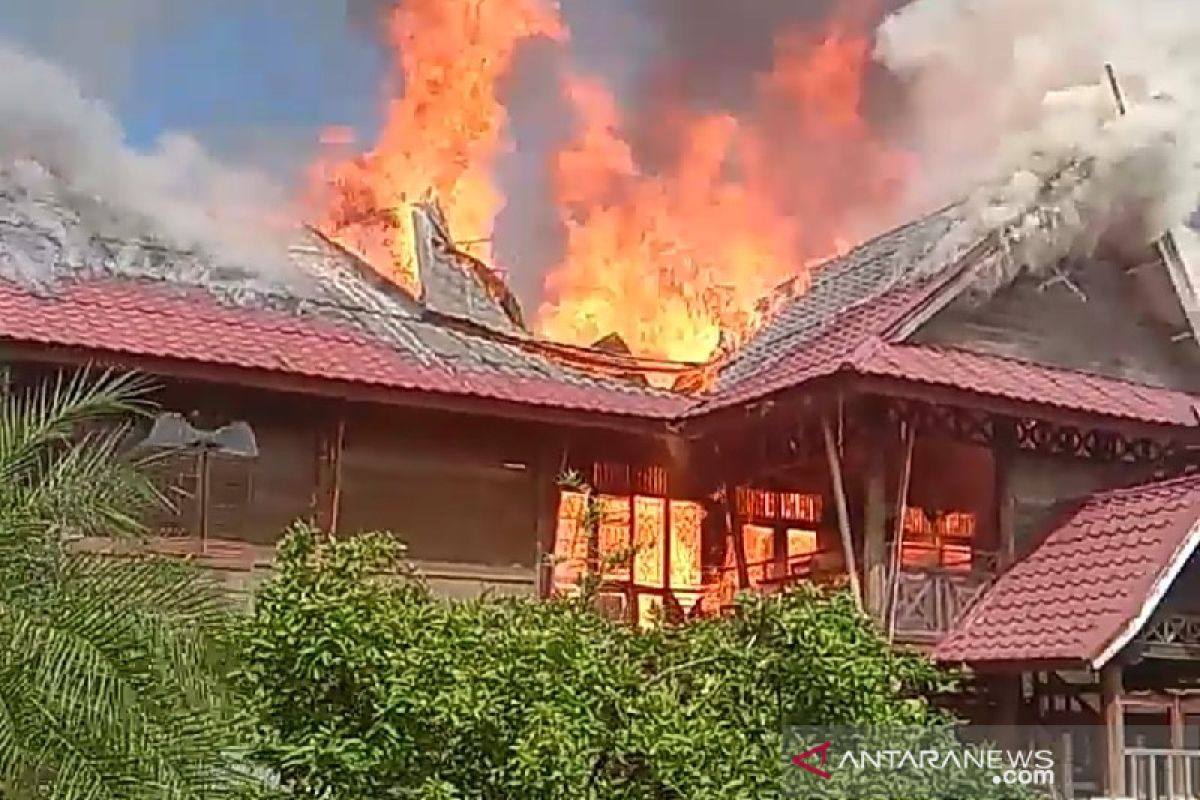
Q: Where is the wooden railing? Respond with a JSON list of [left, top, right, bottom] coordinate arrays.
[[891, 553, 998, 640], [1125, 747, 1200, 799]]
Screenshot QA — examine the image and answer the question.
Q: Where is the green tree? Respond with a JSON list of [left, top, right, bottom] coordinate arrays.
[[240, 524, 1028, 799], [0, 369, 246, 799]]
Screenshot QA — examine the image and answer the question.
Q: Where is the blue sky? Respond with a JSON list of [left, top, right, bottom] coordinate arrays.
[[0, 0, 387, 174], [121, 5, 383, 147]]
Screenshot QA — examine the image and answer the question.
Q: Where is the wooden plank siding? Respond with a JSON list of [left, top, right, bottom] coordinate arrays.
[[1004, 453, 1167, 561], [0, 364, 573, 599], [337, 405, 541, 569], [914, 259, 1200, 393]]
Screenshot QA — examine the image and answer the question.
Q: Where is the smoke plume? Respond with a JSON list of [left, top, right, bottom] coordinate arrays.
[[877, 0, 1200, 283], [0, 43, 297, 277]]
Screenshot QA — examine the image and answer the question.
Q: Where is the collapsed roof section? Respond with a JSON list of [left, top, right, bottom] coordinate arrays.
[[0, 156, 1199, 431], [0, 160, 690, 423]]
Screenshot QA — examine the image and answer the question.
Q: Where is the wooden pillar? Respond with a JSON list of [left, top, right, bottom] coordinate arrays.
[[863, 445, 889, 619], [1171, 694, 1186, 798], [885, 425, 915, 640], [312, 410, 345, 534], [533, 444, 565, 599], [993, 420, 1017, 566], [724, 482, 750, 589], [1099, 662, 1126, 798], [822, 416, 863, 612]]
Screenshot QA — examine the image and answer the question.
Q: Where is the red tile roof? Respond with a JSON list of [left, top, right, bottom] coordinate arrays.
[[934, 474, 1200, 668], [858, 342, 1200, 428], [0, 279, 689, 420], [3, 275, 1197, 430], [692, 281, 1200, 428], [695, 279, 941, 412], [697, 204, 1200, 429]]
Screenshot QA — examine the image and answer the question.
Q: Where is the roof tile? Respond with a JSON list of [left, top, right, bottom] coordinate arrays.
[[857, 343, 1200, 427], [0, 278, 689, 419], [934, 474, 1200, 666]]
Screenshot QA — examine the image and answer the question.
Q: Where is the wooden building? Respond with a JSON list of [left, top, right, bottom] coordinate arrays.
[[3, 165, 1200, 796]]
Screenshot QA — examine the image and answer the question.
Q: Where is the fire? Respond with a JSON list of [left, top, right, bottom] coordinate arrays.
[[536, 14, 911, 362], [308, 0, 564, 296], [308, 1, 911, 362], [536, 78, 801, 363], [551, 489, 705, 625]]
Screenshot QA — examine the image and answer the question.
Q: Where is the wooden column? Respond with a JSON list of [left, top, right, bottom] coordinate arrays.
[[1171, 694, 1186, 798], [822, 417, 863, 612], [993, 674, 1023, 752], [993, 419, 1018, 566], [885, 425, 915, 640], [724, 482, 750, 589], [312, 411, 345, 534], [1099, 662, 1126, 798], [533, 444, 565, 599], [863, 445, 889, 619]]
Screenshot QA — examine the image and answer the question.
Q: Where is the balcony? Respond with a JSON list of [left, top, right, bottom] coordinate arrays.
[[1124, 747, 1200, 799], [890, 551, 999, 642]]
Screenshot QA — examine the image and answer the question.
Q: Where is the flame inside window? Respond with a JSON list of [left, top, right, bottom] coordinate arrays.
[[900, 508, 976, 572], [552, 488, 705, 622]]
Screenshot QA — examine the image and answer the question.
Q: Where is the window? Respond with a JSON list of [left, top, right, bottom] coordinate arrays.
[[735, 487, 823, 584], [551, 482, 706, 625], [899, 508, 976, 571]]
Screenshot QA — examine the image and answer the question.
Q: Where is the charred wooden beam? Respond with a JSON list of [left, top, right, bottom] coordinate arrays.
[[724, 481, 750, 589], [312, 409, 346, 534]]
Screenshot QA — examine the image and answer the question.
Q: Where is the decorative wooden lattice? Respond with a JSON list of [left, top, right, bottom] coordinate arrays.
[[884, 398, 1188, 468], [892, 556, 997, 640], [1139, 614, 1200, 654]]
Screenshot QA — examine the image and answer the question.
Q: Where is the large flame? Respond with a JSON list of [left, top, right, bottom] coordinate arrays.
[[536, 78, 802, 363], [309, 0, 910, 362], [538, 18, 912, 362], [309, 0, 563, 296]]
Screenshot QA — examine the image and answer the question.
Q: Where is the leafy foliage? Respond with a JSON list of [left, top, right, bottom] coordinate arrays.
[[240, 524, 1024, 799], [0, 369, 247, 799]]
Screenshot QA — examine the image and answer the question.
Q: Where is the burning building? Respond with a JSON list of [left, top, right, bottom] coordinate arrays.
[[4, 149, 1200, 792], [3, 0, 1200, 792]]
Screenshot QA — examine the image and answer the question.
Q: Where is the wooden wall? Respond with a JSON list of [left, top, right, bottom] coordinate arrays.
[[4, 365, 610, 597], [1157, 551, 1200, 616], [906, 437, 997, 548], [1005, 454, 1152, 554], [915, 259, 1200, 392], [145, 383, 324, 545], [337, 403, 543, 570]]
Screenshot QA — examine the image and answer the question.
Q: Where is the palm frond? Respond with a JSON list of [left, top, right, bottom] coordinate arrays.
[[0, 369, 247, 799], [0, 368, 154, 487]]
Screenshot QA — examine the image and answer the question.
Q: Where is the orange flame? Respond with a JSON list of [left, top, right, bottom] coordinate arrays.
[[309, 0, 564, 296], [536, 78, 802, 363], [308, 1, 911, 362], [538, 16, 912, 362]]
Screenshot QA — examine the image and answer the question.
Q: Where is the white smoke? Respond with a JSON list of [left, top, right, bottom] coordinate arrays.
[[0, 42, 299, 276], [877, 0, 1200, 283]]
